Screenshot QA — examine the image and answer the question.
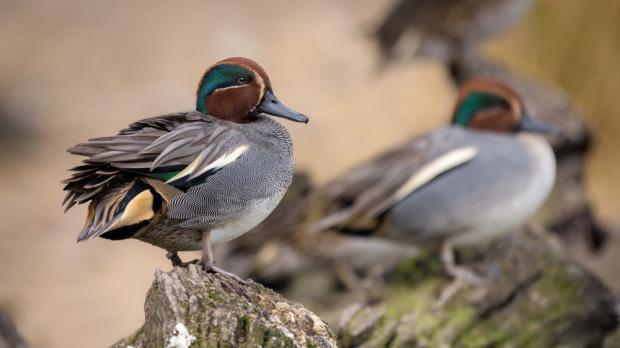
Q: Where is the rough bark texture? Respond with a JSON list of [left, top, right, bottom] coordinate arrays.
[[338, 229, 618, 347], [111, 265, 336, 348]]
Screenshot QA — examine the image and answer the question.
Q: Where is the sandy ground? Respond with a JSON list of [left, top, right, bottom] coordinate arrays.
[[0, 0, 617, 347]]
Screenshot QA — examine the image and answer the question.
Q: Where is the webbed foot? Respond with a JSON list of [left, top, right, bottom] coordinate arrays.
[[201, 258, 249, 284]]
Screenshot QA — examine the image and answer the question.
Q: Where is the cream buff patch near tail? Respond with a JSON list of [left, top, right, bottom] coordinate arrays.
[[104, 189, 155, 232]]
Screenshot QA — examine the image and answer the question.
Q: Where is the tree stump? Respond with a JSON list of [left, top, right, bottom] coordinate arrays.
[[111, 265, 336, 348]]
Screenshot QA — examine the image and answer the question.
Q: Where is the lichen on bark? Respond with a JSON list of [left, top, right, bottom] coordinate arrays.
[[110, 265, 336, 348]]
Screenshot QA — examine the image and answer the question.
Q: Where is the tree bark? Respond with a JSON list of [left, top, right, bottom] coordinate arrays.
[[110, 265, 336, 348]]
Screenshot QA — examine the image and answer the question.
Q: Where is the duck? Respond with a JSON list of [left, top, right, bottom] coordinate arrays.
[[373, 0, 534, 63], [450, 51, 609, 251], [62, 57, 308, 281], [293, 78, 557, 302]]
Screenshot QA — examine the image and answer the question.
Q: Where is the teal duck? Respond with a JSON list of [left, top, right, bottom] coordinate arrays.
[[450, 51, 608, 251], [63, 57, 308, 281], [301, 78, 558, 297]]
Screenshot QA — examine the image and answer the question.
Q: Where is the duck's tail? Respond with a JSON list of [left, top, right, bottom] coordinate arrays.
[[63, 163, 181, 242], [77, 178, 161, 241]]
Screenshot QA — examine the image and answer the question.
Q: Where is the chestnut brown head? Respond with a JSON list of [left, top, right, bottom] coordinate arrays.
[[196, 57, 308, 124], [451, 78, 556, 134]]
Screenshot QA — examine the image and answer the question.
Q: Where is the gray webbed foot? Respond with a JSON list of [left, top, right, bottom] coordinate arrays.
[[201, 258, 249, 284], [166, 251, 248, 284]]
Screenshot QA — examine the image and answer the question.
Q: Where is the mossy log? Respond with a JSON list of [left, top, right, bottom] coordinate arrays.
[[338, 229, 618, 347], [111, 265, 336, 348]]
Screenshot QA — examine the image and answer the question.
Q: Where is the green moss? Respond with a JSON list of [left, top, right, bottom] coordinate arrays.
[[363, 318, 399, 347], [260, 328, 287, 347], [187, 321, 207, 348], [384, 281, 438, 318], [237, 316, 251, 337], [207, 289, 222, 301], [458, 327, 510, 347], [190, 336, 204, 347], [250, 329, 264, 346], [124, 325, 145, 345], [456, 261, 583, 347], [379, 262, 546, 346], [339, 325, 355, 347], [391, 253, 444, 284]]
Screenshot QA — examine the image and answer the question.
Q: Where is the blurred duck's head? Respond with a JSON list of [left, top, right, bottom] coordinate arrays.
[[451, 78, 557, 134]]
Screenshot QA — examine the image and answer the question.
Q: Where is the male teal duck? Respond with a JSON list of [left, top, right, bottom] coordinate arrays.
[[374, 0, 533, 63], [450, 52, 609, 251], [62, 57, 308, 281], [307, 78, 556, 298]]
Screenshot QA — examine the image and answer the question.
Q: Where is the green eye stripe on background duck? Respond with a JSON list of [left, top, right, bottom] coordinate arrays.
[[62, 57, 308, 281], [312, 78, 557, 305]]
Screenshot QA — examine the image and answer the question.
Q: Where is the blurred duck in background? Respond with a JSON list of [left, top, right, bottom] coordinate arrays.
[[294, 79, 557, 305], [449, 52, 608, 250], [374, 0, 534, 63], [374, 0, 608, 252], [0, 92, 39, 156], [62, 57, 308, 281]]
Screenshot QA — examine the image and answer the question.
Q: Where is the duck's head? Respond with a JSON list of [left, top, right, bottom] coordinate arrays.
[[451, 78, 557, 134], [195, 57, 309, 124]]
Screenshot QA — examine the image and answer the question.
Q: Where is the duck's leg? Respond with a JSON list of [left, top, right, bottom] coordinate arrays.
[[166, 251, 199, 267], [332, 261, 385, 304], [166, 251, 184, 267], [333, 260, 361, 292], [200, 231, 248, 284], [433, 240, 485, 309], [440, 240, 483, 285]]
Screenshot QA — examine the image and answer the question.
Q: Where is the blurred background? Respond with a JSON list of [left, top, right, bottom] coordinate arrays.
[[0, 0, 618, 347]]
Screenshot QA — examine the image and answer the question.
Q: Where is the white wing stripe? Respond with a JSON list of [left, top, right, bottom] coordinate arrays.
[[392, 146, 479, 201], [189, 144, 250, 179], [166, 144, 250, 183]]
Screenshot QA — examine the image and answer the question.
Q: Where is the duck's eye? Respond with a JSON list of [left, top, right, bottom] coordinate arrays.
[[236, 76, 250, 85]]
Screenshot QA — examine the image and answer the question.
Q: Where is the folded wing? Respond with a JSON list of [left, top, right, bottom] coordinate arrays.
[[315, 129, 478, 231], [62, 111, 250, 240]]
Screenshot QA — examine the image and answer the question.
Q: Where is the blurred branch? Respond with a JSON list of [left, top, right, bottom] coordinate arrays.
[[338, 228, 619, 347]]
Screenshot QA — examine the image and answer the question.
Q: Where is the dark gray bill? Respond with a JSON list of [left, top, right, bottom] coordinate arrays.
[[257, 91, 309, 123], [519, 113, 562, 135]]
